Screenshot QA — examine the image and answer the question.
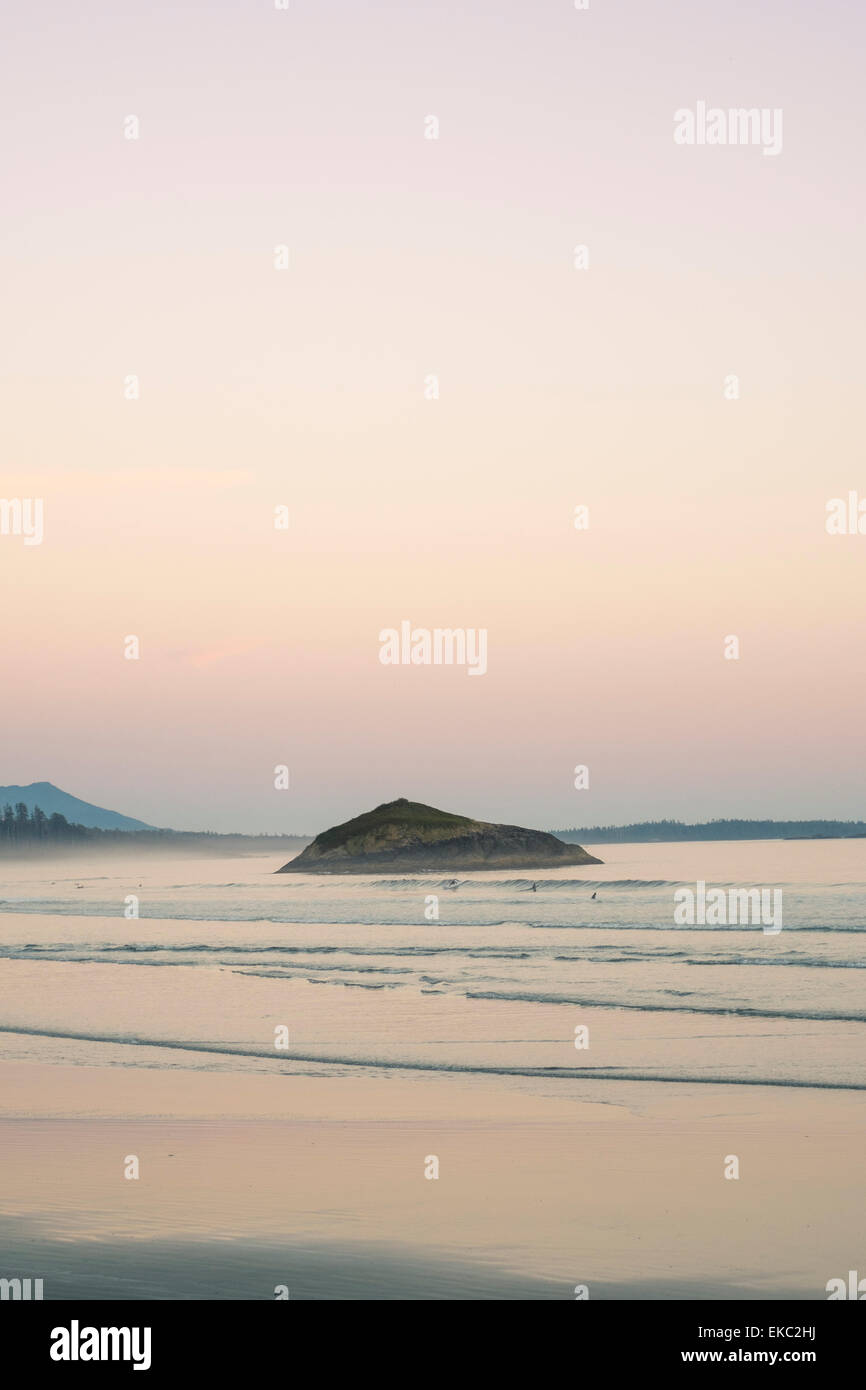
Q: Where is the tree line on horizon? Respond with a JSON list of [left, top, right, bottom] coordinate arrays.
[[0, 804, 309, 848], [4, 805, 862, 848], [0, 803, 89, 842], [556, 817, 866, 843]]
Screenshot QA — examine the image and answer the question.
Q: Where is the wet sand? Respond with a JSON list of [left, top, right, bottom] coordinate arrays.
[[0, 1059, 861, 1300]]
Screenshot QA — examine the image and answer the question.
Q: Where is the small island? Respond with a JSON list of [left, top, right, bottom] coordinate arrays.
[[277, 798, 602, 873]]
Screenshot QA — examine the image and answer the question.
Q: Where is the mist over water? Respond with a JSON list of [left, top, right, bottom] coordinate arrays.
[[0, 839, 863, 1092]]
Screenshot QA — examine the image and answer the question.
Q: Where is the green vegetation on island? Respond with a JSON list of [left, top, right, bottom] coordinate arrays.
[[279, 799, 602, 873]]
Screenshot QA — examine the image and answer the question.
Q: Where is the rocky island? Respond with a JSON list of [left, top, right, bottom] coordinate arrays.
[[277, 798, 602, 873]]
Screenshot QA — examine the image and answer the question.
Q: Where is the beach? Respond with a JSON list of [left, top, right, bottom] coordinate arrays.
[[1, 1064, 861, 1299], [0, 840, 863, 1299]]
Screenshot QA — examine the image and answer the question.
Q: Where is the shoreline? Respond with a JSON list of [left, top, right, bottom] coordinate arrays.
[[0, 1060, 861, 1300]]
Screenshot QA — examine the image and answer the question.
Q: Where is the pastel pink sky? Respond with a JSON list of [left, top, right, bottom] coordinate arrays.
[[2, 1, 864, 831]]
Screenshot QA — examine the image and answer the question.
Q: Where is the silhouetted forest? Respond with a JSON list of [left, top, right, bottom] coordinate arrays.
[[0, 805, 311, 856], [5, 804, 863, 853], [556, 818, 866, 843], [0, 802, 89, 843]]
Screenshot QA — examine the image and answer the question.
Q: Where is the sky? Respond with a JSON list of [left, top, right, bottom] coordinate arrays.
[[2, 0, 865, 833]]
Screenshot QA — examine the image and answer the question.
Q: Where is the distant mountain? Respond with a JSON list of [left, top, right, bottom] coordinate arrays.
[[554, 818, 866, 843], [278, 798, 602, 873], [0, 782, 155, 831]]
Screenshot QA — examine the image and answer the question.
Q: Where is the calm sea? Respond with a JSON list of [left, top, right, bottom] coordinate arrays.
[[0, 839, 863, 1094]]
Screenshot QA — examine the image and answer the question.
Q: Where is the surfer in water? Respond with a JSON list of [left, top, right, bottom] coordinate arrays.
[[530, 882, 537, 892], [591, 890, 597, 900]]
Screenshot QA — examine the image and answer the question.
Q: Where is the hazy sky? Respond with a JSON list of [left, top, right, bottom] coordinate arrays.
[[2, 1, 865, 832]]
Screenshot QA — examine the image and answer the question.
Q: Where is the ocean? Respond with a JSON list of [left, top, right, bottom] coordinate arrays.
[[1, 838, 862, 1299], [0, 838, 863, 1094]]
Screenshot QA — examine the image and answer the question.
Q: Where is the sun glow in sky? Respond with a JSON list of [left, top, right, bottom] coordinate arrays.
[[2, 0, 864, 831]]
